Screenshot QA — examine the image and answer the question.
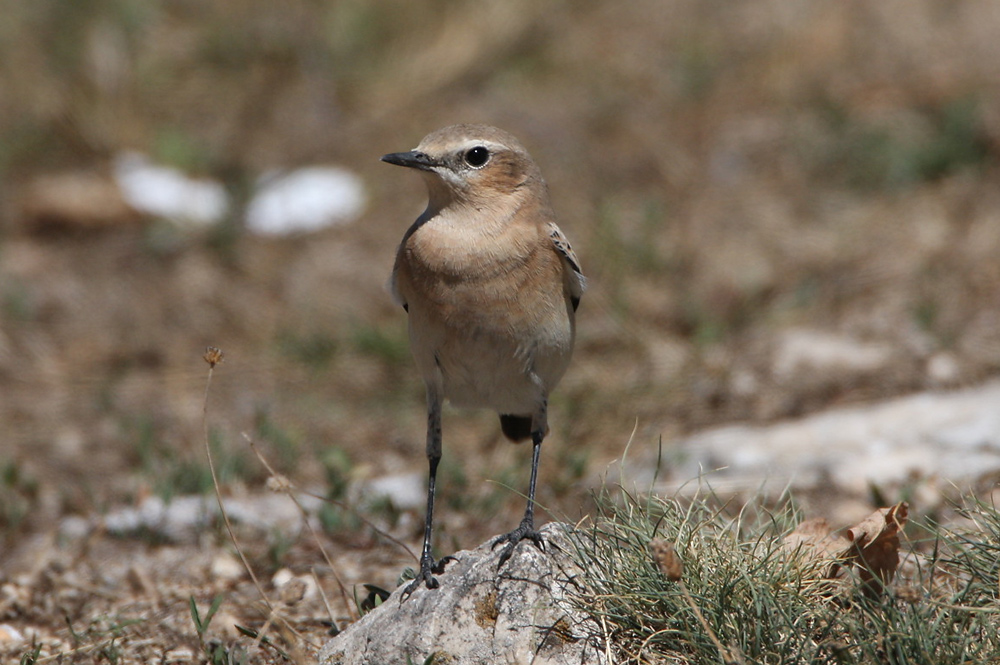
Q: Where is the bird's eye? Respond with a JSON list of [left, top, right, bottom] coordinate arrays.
[[464, 146, 490, 168]]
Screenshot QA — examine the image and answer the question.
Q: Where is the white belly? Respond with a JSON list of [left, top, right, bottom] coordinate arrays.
[[413, 316, 573, 414]]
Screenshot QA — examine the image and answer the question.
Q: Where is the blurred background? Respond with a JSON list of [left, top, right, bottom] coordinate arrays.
[[2, 0, 1000, 560]]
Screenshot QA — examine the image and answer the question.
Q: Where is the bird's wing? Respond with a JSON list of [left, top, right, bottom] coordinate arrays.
[[386, 273, 408, 312], [547, 221, 585, 311], [388, 247, 409, 312]]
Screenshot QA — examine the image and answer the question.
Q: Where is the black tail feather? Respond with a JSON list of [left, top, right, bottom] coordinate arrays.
[[499, 414, 532, 442]]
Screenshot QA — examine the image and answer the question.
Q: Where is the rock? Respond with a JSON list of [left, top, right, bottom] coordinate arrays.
[[113, 151, 229, 227], [245, 166, 366, 236], [163, 647, 196, 663], [0, 623, 25, 645], [319, 523, 606, 665], [926, 351, 961, 386], [357, 472, 426, 511], [210, 552, 245, 581], [98, 493, 322, 544], [640, 379, 1000, 501], [772, 328, 895, 382], [18, 170, 140, 231], [272, 568, 318, 604]]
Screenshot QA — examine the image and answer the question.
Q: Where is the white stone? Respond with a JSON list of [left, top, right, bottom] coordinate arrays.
[[927, 352, 961, 385], [113, 152, 228, 225], [0, 624, 24, 644], [360, 472, 426, 511], [210, 552, 245, 581], [101, 493, 321, 543], [246, 167, 366, 235], [773, 328, 894, 380]]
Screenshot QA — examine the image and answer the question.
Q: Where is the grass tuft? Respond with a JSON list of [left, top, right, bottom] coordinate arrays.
[[566, 486, 1000, 664]]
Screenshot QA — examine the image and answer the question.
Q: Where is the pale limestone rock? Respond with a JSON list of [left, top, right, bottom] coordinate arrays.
[[642, 379, 1000, 501], [319, 523, 605, 665]]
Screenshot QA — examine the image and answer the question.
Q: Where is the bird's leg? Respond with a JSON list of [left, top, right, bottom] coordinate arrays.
[[402, 388, 455, 600], [492, 398, 547, 567]]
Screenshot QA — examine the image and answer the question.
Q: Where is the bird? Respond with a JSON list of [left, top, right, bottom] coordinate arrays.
[[381, 124, 584, 597]]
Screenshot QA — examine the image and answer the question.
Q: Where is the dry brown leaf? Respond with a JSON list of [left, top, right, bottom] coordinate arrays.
[[782, 503, 908, 596], [847, 502, 908, 594], [783, 517, 845, 554], [782, 517, 850, 579], [649, 538, 683, 582]]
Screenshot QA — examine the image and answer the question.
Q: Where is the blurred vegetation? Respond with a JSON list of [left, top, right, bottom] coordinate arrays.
[[811, 94, 992, 191], [0, 459, 38, 541]]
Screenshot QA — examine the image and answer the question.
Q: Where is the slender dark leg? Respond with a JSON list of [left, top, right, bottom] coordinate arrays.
[[492, 399, 547, 567], [401, 389, 454, 599]]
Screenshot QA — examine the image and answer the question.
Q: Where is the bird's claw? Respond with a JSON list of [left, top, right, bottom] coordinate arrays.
[[400, 555, 457, 601], [432, 555, 457, 574], [491, 521, 545, 568]]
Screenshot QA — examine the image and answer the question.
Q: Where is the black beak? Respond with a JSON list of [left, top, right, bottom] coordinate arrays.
[[380, 150, 437, 170]]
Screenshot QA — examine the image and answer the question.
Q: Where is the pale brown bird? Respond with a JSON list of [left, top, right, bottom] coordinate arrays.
[[382, 124, 584, 596]]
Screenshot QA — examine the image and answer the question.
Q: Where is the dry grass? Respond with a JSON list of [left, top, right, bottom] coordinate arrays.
[[567, 485, 1000, 664]]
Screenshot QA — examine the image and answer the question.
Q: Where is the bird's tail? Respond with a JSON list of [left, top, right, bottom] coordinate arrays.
[[499, 414, 533, 443]]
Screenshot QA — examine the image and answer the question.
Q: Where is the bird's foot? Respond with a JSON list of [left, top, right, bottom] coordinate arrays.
[[491, 518, 545, 568], [400, 555, 457, 601]]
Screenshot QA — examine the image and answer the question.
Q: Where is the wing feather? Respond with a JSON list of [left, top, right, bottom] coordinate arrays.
[[547, 222, 585, 311]]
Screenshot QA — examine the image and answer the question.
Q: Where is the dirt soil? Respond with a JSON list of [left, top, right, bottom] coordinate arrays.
[[2, 1, 1000, 662]]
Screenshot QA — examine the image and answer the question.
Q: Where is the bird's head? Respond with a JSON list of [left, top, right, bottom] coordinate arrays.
[[381, 124, 545, 213]]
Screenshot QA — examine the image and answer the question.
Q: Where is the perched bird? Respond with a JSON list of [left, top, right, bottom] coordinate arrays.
[[382, 124, 584, 596]]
